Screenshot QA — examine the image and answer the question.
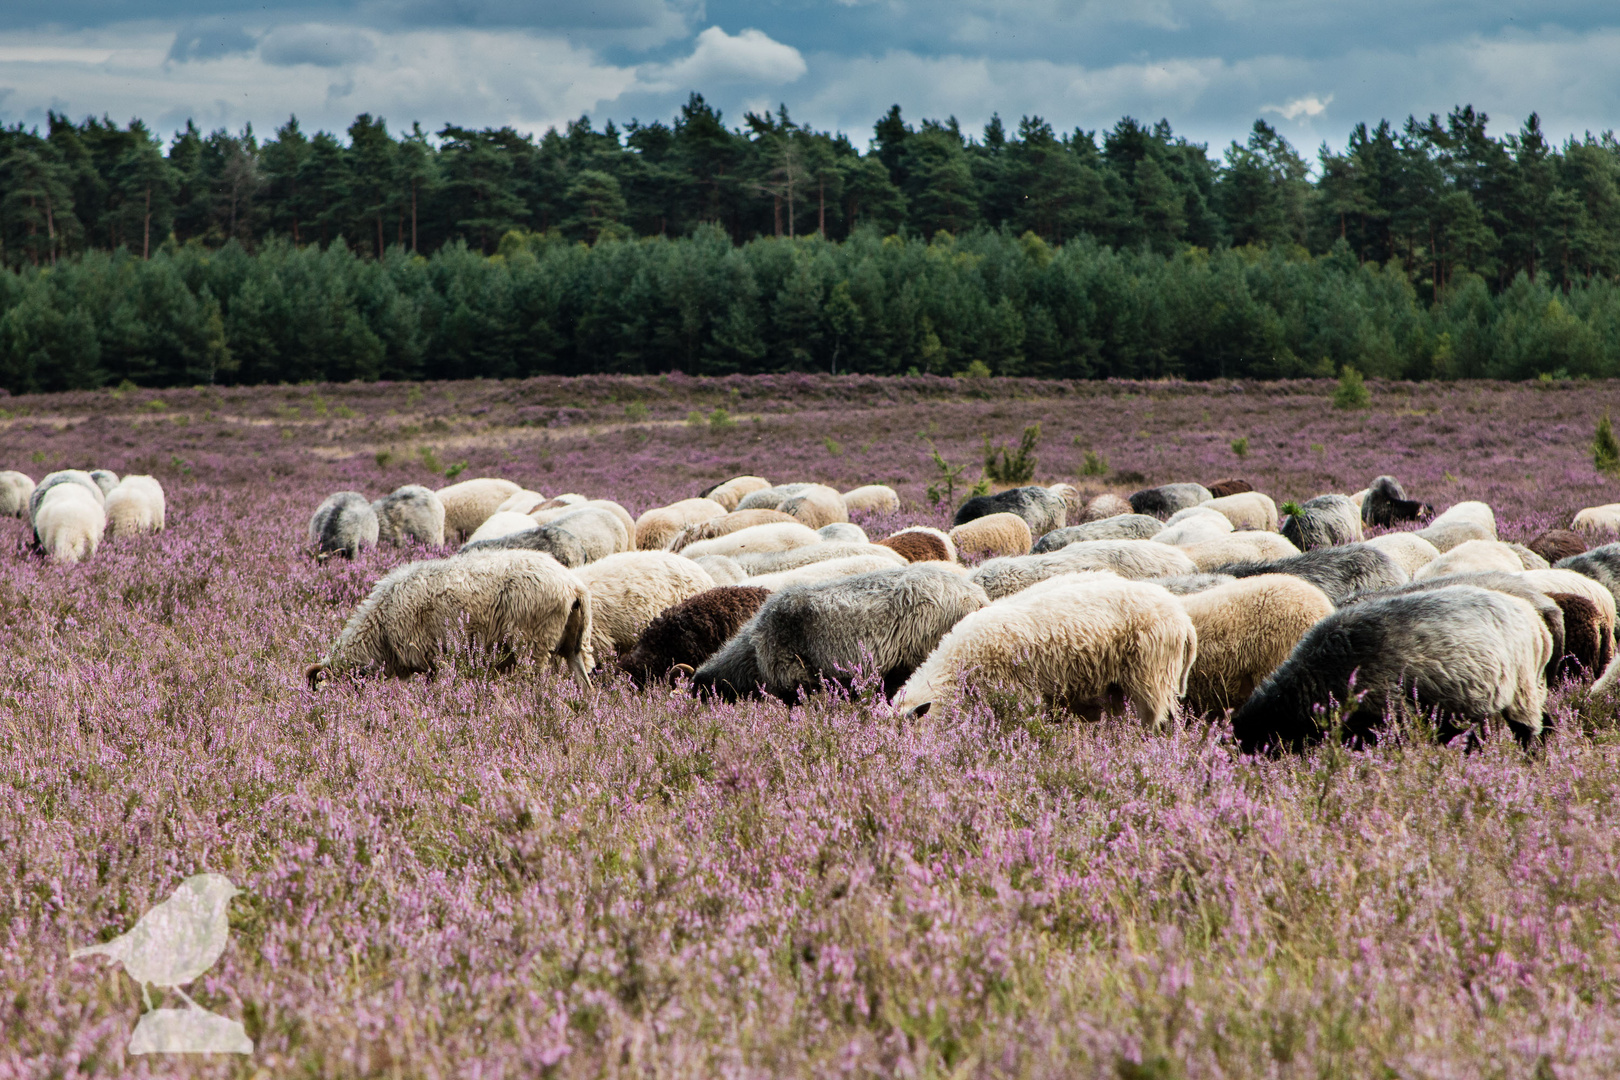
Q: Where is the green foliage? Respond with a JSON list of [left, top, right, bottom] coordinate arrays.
[[418, 446, 442, 473], [1080, 450, 1108, 477], [444, 460, 468, 480], [1333, 366, 1371, 409], [708, 407, 734, 430], [1595, 414, 1620, 478], [983, 423, 1041, 485], [1280, 500, 1305, 518], [925, 442, 975, 508], [957, 359, 993, 379], [374, 449, 395, 468], [686, 409, 706, 428], [623, 401, 649, 422], [823, 435, 844, 456], [1230, 436, 1249, 457]]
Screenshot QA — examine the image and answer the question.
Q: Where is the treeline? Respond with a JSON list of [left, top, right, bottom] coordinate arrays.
[[4, 228, 1619, 395], [3, 96, 1620, 300]]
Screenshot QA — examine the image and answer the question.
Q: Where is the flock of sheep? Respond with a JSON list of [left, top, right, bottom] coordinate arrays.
[[1, 468, 167, 562], [303, 472, 1620, 753]]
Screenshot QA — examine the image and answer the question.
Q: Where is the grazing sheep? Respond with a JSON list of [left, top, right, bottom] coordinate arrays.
[[1555, 543, 1620, 607], [1152, 509, 1234, 546], [972, 540, 1197, 600], [1203, 491, 1279, 532], [34, 484, 105, 564], [88, 469, 120, 497], [306, 550, 593, 688], [373, 485, 446, 547], [1281, 494, 1363, 550], [1527, 529, 1587, 566], [885, 526, 957, 562], [1362, 532, 1442, 576], [668, 509, 798, 551], [737, 564, 991, 700], [1129, 483, 1213, 520], [1353, 572, 1567, 685], [1180, 532, 1300, 572], [574, 552, 715, 661], [534, 493, 587, 511], [733, 542, 905, 576], [1048, 483, 1082, 516], [1361, 475, 1432, 528], [29, 470, 104, 523], [1572, 504, 1620, 535], [746, 554, 903, 592], [1508, 543, 1551, 571], [1427, 501, 1498, 540], [692, 554, 748, 585], [1216, 544, 1408, 604], [736, 483, 813, 512], [534, 502, 632, 555], [437, 478, 521, 542], [1521, 568, 1620, 641], [1205, 478, 1254, 499], [893, 576, 1197, 729], [1082, 493, 1133, 522], [104, 475, 165, 537], [618, 586, 772, 688], [1178, 574, 1337, 715], [949, 513, 1033, 560], [777, 485, 849, 530], [459, 523, 589, 568], [876, 530, 953, 563], [635, 497, 729, 550], [953, 486, 1067, 537], [818, 522, 868, 544], [1349, 489, 1370, 509], [1034, 515, 1164, 550], [1521, 568, 1618, 680], [1230, 585, 1552, 752], [688, 616, 767, 700], [0, 470, 34, 518], [1412, 539, 1526, 581], [1150, 573, 1238, 595], [308, 492, 380, 560], [702, 475, 771, 511], [841, 484, 901, 514], [680, 521, 822, 560], [1414, 519, 1494, 552], [496, 490, 548, 515], [466, 511, 544, 546]]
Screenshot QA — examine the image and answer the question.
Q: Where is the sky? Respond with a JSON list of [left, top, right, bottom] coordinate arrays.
[[1, 1, 1617, 158]]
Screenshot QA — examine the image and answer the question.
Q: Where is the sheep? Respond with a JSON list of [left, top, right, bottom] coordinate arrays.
[[533, 502, 632, 555], [1152, 509, 1234, 546], [574, 551, 716, 661], [1508, 543, 1551, 571], [1230, 585, 1552, 752], [1203, 491, 1279, 532], [1520, 568, 1620, 637], [458, 523, 589, 568], [1177, 574, 1337, 715], [893, 576, 1198, 729], [1180, 532, 1300, 572], [876, 530, 953, 563], [1205, 478, 1254, 499], [841, 484, 901, 514], [1572, 504, 1620, 535], [1361, 532, 1442, 576], [746, 554, 903, 592], [885, 526, 957, 561], [949, 513, 1032, 560], [737, 483, 814, 511], [1521, 568, 1619, 679], [687, 616, 767, 700], [617, 586, 772, 688], [1033, 515, 1164, 550], [1215, 544, 1408, 604], [306, 550, 593, 688], [971, 540, 1196, 600], [953, 485, 1067, 537], [1527, 529, 1587, 566], [88, 469, 120, 497], [1048, 483, 1082, 517], [668, 509, 798, 551], [1129, 483, 1212, 520], [534, 493, 587, 511], [732, 542, 905, 576], [701, 475, 771, 511], [34, 483, 105, 564], [1555, 543, 1620, 607], [777, 485, 850, 530], [29, 470, 104, 523], [436, 478, 521, 542], [496, 490, 549, 515], [0, 470, 34, 518], [372, 485, 446, 547], [1349, 489, 1370, 509], [1412, 539, 1526, 581], [680, 521, 822, 560], [692, 554, 748, 585], [1150, 573, 1238, 595], [703, 564, 992, 701], [1361, 475, 1432, 527], [104, 475, 165, 537], [1427, 501, 1498, 540], [466, 511, 544, 546], [308, 492, 380, 560], [818, 522, 868, 544], [1414, 519, 1494, 552], [635, 497, 729, 550], [1280, 494, 1363, 550], [1082, 493, 1134, 522]]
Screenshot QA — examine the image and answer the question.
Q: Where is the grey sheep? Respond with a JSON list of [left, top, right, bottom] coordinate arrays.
[[971, 540, 1197, 600], [1033, 514, 1164, 550], [1556, 543, 1620, 608], [308, 492, 379, 561], [1150, 573, 1238, 595], [1280, 494, 1363, 550], [818, 522, 868, 544], [736, 483, 814, 512], [1128, 483, 1212, 520], [88, 469, 120, 497], [372, 485, 446, 547], [952, 485, 1068, 538], [1215, 543, 1408, 604], [459, 523, 590, 567]]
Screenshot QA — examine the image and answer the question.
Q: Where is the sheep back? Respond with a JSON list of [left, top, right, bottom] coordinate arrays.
[[35, 485, 105, 564], [1129, 483, 1212, 520], [841, 484, 901, 514], [1361, 532, 1441, 576], [1216, 543, 1408, 604], [1280, 494, 1363, 550], [459, 522, 590, 567], [308, 492, 379, 560], [1180, 532, 1300, 572], [952, 486, 1067, 537], [949, 513, 1033, 560], [876, 530, 952, 563], [617, 586, 772, 687], [680, 521, 822, 560], [972, 539, 1195, 599], [1177, 574, 1336, 715], [1203, 491, 1279, 532], [636, 497, 729, 550], [0, 470, 35, 518], [1527, 529, 1587, 566], [1082, 493, 1133, 522], [702, 476, 772, 511], [436, 478, 521, 542], [574, 551, 716, 659], [1034, 515, 1164, 550], [777, 485, 849, 530], [373, 485, 446, 547]]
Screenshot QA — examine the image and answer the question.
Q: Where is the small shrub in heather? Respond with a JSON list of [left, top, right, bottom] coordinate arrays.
[[4, 374, 1620, 1076]]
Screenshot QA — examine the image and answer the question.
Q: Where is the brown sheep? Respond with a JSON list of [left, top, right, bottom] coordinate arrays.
[[1205, 477, 1254, 498], [877, 531, 952, 562], [1529, 528, 1587, 566], [616, 586, 771, 687]]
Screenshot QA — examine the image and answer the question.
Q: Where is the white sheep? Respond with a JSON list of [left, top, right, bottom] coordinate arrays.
[[746, 554, 905, 591], [703, 475, 771, 511], [1176, 574, 1336, 714], [635, 497, 729, 550], [373, 485, 446, 547], [29, 470, 104, 523], [1361, 532, 1441, 575], [733, 542, 906, 576], [1428, 500, 1498, 539], [1412, 539, 1526, 581], [893, 575, 1198, 728], [777, 485, 849, 529], [436, 477, 521, 542], [307, 550, 593, 687], [574, 551, 715, 660], [0, 470, 35, 518], [103, 475, 166, 537], [668, 509, 797, 552], [1153, 508, 1234, 546], [532, 499, 635, 544], [308, 492, 380, 560], [496, 490, 549, 515], [1202, 491, 1279, 532], [971, 539, 1197, 600], [817, 522, 868, 544], [692, 554, 749, 585], [34, 483, 105, 564], [1180, 533, 1300, 572], [465, 511, 544, 545], [841, 485, 901, 514], [89, 469, 120, 497], [680, 521, 822, 560], [949, 513, 1032, 560], [1572, 504, 1620, 535]]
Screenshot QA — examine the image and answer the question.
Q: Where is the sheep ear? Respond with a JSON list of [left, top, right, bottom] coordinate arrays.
[[304, 664, 328, 691], [909, 701, 932, 718]]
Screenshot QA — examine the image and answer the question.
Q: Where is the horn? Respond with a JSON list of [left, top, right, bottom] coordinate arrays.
[[670, 663, 696, 677]]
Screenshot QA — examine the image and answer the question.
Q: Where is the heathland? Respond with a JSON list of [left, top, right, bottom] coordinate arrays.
[[7, 374, 1620, 1076]]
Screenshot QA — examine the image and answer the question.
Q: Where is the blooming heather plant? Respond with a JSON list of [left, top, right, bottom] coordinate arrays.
[[5, 375, 1620, 1076]]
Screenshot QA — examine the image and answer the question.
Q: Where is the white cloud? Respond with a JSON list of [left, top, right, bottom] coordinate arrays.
[[258, 25, 379, 68], [1263, 93, 1332, 121], [638, 26, 807, 93]]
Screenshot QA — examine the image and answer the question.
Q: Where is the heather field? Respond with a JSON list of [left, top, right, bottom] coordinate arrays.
[[11, 373, 1620, 1078]]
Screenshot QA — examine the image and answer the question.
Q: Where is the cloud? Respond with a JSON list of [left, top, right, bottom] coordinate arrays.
[[358, 0, 700, 48], [166, 21, 258, 63], [639, 26, 806, 92], [1264, 93, 1333, 121], [259, 25, 378, 68]]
